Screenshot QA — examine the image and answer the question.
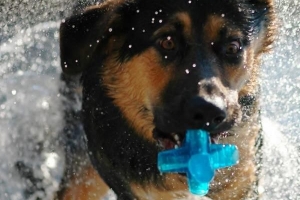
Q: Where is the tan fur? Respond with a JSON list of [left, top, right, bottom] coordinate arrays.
[[153, 12, 192, 39], [208, 109, 261, 199], [60, 166, 110, 200], [175, 12, 192, 37], [203, 15, 225, 43], [102, 47, 173, 141]]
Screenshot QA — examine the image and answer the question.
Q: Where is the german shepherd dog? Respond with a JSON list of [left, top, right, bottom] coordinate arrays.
[[57, 0, 275, 199]]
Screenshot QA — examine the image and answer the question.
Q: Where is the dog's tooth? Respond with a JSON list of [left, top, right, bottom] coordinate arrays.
[[212, 137, 218, 144], [174, 134, 180, 142]]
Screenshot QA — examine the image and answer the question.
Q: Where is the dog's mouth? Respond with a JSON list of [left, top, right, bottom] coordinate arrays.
[[153, 128, 233, 150]]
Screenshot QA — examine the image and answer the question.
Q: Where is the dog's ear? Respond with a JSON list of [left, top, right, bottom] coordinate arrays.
[[60, 2, 121, 74]]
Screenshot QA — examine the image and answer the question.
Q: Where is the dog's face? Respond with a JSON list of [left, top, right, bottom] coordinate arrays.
[[60, 0, 274, 197], [62, 0, 273, 149]]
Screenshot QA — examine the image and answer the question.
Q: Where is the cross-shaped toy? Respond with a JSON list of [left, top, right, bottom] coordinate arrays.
[[157, 129, 239, 196]]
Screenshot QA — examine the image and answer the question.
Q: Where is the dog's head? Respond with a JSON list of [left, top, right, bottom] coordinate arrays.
[[60, 0, 274, 150]]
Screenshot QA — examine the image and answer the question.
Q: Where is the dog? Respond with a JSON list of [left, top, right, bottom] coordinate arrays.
[[57, 0, 275, 199]]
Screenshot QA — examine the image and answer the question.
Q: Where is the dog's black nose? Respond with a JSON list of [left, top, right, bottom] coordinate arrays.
[[184, 96, 226, 129]]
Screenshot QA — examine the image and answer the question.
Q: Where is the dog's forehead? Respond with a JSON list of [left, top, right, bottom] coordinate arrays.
[[128, 1, 246, 41], [152, 11, 228, 42], [152, 12, 193, 37]]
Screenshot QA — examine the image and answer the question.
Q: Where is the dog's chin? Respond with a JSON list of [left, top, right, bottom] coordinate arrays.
[[152, 122, 235, 151]]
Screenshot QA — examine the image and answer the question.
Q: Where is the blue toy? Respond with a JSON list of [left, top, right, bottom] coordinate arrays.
[[157, 129, 239, 196]]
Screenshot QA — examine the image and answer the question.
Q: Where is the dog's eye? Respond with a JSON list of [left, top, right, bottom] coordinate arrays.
[[225, 41, 241, 55], [160, 36, 176, 50]]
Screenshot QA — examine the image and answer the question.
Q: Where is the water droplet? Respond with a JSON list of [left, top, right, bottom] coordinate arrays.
[[185, 69, 190, 74], [159, 19, 163, 23], [109, 28, 113, 32], [11, 90, 17, 95], [45, 152, 58, 169], [129, 45, 132, 48], [192, 64, 196, 67], [221, 14, 225, 17], [41, 100, 50, 110], [136, 10, 140, 13]]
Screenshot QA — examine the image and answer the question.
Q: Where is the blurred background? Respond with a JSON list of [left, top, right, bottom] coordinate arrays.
[[0, 0, 299, 199]]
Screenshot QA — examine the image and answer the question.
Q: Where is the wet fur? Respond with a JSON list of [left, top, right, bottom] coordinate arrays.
[[57, 0, 275, 199]]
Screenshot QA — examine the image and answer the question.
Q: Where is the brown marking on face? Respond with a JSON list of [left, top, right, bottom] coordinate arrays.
[[153, 12, 192, 39], [203, 15, 226, 42], [102, 47, 173, 140], [223, 61, 250, 91], [174, 12, 192, 37], [230, 46, 262, 98]]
